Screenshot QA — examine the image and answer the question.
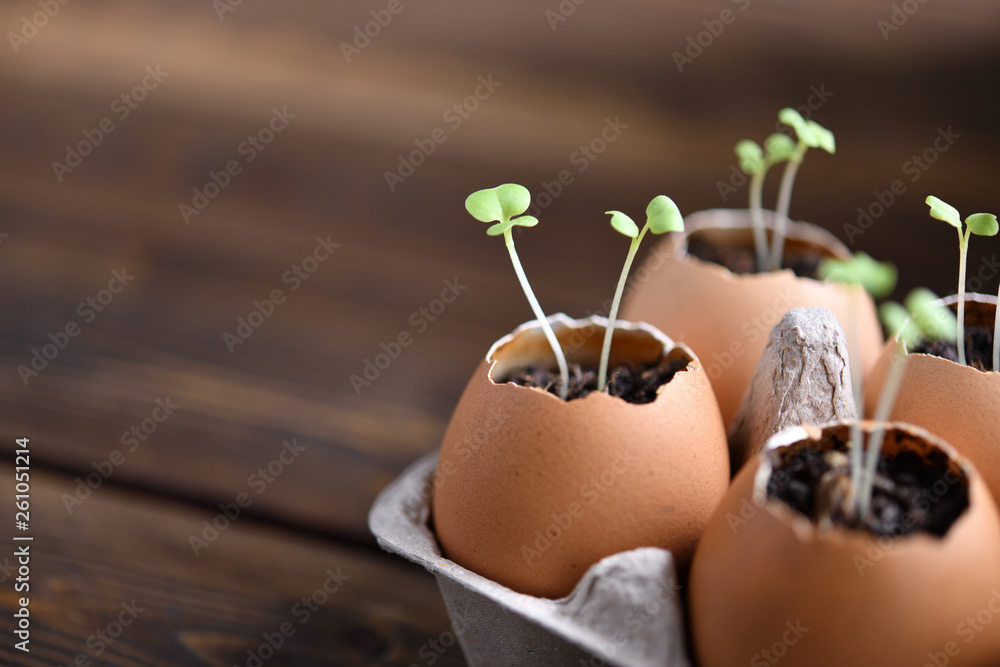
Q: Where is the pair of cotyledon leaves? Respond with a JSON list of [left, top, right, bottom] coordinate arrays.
[[823, 196, 999, 348], [880, 289, 958, 349], [926, 195, 999, 239], [734, 108, 836, 176], [819, 252, 898, 301], [821, 253, 956, 348], [465, 183, 683, 239]]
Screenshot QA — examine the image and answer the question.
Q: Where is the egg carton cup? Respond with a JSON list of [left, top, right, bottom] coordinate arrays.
[[368, 450, 691, 667]]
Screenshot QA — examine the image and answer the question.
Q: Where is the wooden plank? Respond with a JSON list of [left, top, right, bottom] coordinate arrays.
[[1, 0, 999, 542], [0, 463, 466, 666]]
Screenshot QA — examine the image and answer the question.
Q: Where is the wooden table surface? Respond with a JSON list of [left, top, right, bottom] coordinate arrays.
[[1, 2, 998, 665]]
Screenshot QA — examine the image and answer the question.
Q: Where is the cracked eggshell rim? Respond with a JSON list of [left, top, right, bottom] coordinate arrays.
[[864, 292, 1000, 509], [621, 208, 884, 429], [433, 314, 730, 599], [484, 313, 693, 388], [690, 419, 1000, 667]]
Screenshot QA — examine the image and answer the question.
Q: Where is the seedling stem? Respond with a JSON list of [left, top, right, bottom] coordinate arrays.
[[465, 184, 570, 400], [925, 195, 999, 368], [598, 196, 684, 390], [770, 109, 835, 271], [858, 289, 957, 519], [503, 230, 570, 400]]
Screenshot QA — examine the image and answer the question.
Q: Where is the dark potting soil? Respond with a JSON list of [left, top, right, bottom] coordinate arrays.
[[505, 357, 687, 404], [767, 435, 969, 538], [911, 324, 995, 371], [686, 237, 821, 278]]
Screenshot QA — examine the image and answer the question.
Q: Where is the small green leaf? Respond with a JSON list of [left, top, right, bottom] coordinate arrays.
[[465, 184, 531, 225], [806, 120, 836, 154], [486, 215, 539, 237], [735, 140, 764, 175], [764, 133, 797, 161], [495, 183, 531, 219], [818, 257, 852, 283], [606, 210, 639, 238], [906, 288, 958, 343], [818, 253, 897, 300], [855, 253, 897, 299], [925, 195, 961, 229], [879, 301, 912, 342], [778, 107, 816, 145], [646, 195, 684, 234], [966, 213, 999, 237], [466, 188, 505, 223]]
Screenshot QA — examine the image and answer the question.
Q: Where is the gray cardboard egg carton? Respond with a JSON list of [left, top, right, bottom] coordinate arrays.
[[368, 308, 855, 667]]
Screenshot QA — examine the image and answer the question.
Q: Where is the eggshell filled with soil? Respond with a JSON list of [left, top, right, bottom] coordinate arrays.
[[621, 208, 883, 430], [690, 421, 1000, 667], [865, 293, 1000, 509], [432, 314, 729, 599]]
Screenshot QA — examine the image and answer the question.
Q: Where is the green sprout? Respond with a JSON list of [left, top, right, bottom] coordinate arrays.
[[858, 290, 957, 519], [818, 253, 897, 513], [771, 109, 835, 271], [599, 196, 684, 390], [925, 195, 999, 367], [466, 184, 570, 400], [735, 133, 796, 271]]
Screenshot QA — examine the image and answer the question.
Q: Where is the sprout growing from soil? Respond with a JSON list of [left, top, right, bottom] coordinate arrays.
[[735, 133, 796, 271], [925, 195, 999, 367], [598, 196, 684, 390], [466, 184, 570, 400], [771, 109, 835, 271], [818, 253, 897, 511], [858, 289, 957, 519]]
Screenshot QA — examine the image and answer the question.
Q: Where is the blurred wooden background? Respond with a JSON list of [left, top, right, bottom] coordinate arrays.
[[0, 0, 999, 664]]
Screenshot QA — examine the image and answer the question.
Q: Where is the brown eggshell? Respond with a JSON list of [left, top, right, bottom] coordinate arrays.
[[621, 208, 883, 430], [432, 314, 730, 599], [865, 293, 1000, 509], [690, 421, 1000, 667]]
